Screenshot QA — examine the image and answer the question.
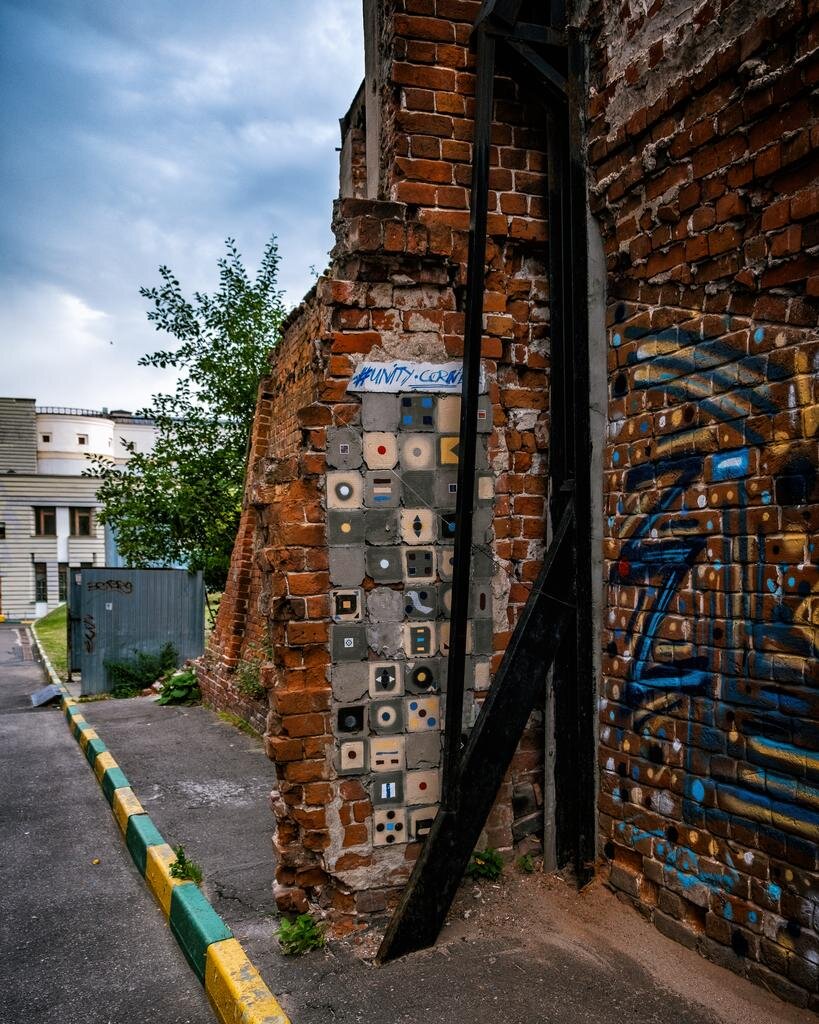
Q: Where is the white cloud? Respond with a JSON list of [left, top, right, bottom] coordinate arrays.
[[0, 0, 364, 409]]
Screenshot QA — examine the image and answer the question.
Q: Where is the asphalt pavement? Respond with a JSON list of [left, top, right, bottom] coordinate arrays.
[[0, 622, 214, 1024], [67, 680, 807, 1024]]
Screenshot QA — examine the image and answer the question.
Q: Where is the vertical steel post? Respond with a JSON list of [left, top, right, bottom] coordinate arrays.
[[441, 26, 496, 810]]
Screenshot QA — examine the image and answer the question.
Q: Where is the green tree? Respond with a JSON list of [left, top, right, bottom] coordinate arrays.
[[87, 237, 285, 589]]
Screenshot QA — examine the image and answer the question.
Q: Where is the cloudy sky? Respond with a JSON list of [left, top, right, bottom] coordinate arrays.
[[0, 0, 364, 410]]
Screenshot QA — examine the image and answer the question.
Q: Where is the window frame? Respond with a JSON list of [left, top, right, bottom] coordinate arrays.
[[69, 507, 93, 537], [77, 433, 88, 446], [33, 506, 57, 536], [34, 562, 47, 603]]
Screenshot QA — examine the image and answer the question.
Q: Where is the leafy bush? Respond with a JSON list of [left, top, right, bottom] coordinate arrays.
[[276, 914, 325, 956], [169, 844, 203, 885], [516, 854, 535, 874], [465, 847, 504, 881], [105, 643, 178, 698], [157, 667, 201, 706], [234, 657, 265, 700]]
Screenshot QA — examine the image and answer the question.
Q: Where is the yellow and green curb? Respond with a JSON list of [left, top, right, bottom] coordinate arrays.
[[31, 626, 290, 1024]]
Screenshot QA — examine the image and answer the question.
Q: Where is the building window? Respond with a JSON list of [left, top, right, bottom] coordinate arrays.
[[34, 507, 56, 536], [77, 434, 88, 446], [0, 522, 5, 539], [70, 507, 92, 537], [41, 433, 51, 443], [58, 563, 68, 602], [34, 563, 47, 602]]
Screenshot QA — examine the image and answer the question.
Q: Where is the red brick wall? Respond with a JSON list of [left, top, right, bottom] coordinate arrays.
[[199, 0, 555, 931], [585, 0, 819, 1007]]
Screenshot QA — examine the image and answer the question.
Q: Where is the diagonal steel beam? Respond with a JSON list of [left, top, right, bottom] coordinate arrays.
[[377, 499, 575, 962]]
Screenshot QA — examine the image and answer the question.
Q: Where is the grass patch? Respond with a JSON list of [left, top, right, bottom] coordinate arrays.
[[169, 845, 203, 885], [34, 604, 68, 680], [277, 914, 325, 956], [217, 710, 262, 740]]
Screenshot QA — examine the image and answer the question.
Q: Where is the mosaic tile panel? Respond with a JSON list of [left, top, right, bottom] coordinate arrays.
[[326, 391, 494, 847]]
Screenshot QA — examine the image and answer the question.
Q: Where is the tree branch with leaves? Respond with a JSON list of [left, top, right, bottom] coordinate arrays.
[[86, 237, 286, 589]]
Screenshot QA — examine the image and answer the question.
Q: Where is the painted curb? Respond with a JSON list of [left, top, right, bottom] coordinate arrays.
[[27, 625, 292, 1024]]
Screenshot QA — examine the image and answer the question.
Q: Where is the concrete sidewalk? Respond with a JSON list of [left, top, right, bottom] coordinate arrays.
[[78, 691, 806, 1024], [0, 623, 214, 1024]]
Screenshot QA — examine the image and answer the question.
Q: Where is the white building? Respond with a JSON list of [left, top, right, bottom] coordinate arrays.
[[0, 397, 157, 619]]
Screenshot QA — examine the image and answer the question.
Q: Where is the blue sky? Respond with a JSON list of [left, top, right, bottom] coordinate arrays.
[[0, 0, 363, 409]]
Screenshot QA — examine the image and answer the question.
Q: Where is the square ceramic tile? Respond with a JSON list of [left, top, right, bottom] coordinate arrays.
[[402, 585, 438, 619], [438, 435, 460, 466], [438, 512, 458, 543], [332, 663, 368, 704], [473, 619, 494, 655], [439, 583, 452, 616], [404, 659, 445, 694], [476, 395, 492, 433], [408, 805, 437, 840], [327, 510, 365, 546], [331, 588, 363, 622], [368, 662, 403, 698], [473, 659, 492, 691], [436, 396, 460, 433], [399, 433, 436, 470], [402, 470, 436, 508], [435, 470, 459, 509], [364, 470, 402, 508], [369, 699, 405, 735], [438, 620, 473, 655], [327, 471, 364, 509], [406, 769, 440, 805], [472, 582, 492, 618], [438, 547, 455, 581], [400, 508, 436, 544], [329, 547, 365, 587], [472, 546, 494, 580], [406, 731, 441, 769], [373, 807, 407, 846], [366, 587, 405, 622], [365, 546, 402, 583], [476, 474, 494, 506], [364, 509, 399, 545], [406, 695, 441, 732], [337, 739, 367, 775], [399, 394, 436, 430], [473, 508, 493, 544], [331, 624, 367, 661], [371, 772, 404, 806], [370, 736, 405, 772], [326, 427, 363, 469], [362, 394, 400, 432], [403, 621, 436, 658], [403, 547, 435, 582], [336, 705, 365, 735], [363, 432, 398, 470]]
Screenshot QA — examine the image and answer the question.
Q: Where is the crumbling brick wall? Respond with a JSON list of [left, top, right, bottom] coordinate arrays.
[[199, 0, 554, 930], [585, 0, 819, 1007]]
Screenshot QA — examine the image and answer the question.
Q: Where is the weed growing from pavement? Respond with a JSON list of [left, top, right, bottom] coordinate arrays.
[[157, 667, 201, 705], [516, 854, 535, 874], [465, 848, 504, 881], [277, 914, 325, 956], [169, 845, 203, 885]]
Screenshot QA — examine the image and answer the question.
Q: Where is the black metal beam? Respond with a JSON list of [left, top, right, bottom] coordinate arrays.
[[503, 38, 568, 101], [440, 25, 496, 811], [377, 500, 575, 963]]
